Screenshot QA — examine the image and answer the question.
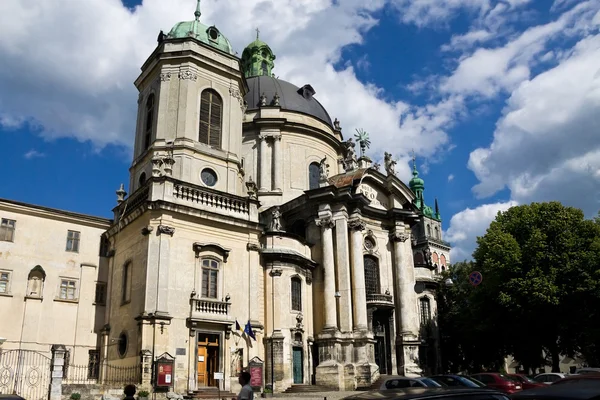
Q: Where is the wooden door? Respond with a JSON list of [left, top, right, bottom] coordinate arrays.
[[207, 346, 219, 387], [197, 345, 208, 386]]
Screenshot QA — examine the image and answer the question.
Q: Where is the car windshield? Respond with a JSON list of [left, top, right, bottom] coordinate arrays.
[[419, 378, 443, 387], [461, 376, 486, 387]]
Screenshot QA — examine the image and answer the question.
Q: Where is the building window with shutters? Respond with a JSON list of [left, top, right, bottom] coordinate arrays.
[[364, 256, 380, 295], [291, 277, 302, 311], [143, 93, 155, 150], [420, 297, 432, 324], [199, 89, 223, 148], [308, 162, 320, 190], [201, 258, 219, 299]]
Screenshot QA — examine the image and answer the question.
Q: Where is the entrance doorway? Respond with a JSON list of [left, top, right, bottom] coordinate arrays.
[[292, 347, 303, 384], [197, 333, 220, 387], [372, 311, 392, 375]]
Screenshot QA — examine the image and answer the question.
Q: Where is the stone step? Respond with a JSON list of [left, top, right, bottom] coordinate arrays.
[[283, 384, 336, 393], [184, 387, 237, 399]]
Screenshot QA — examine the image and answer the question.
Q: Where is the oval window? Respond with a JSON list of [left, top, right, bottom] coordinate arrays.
[[208, 28, 219, 40], [201, 168, 218, 187]]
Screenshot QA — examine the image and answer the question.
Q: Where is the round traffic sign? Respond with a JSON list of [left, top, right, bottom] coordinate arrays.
[[469, 271, 483, 286]]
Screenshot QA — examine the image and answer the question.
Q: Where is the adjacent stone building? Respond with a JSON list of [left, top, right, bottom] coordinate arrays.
[[0, 1, 451, 396]]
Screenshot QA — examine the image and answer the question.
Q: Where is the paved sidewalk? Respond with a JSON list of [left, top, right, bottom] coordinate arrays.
[[273, 392, 361, 399]]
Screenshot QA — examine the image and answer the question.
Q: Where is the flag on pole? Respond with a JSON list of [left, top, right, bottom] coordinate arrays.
[[244, 320, 256, 341], [235, 319, 242, 332]]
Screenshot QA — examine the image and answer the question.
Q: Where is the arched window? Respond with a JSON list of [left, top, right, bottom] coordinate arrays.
[[199, 89, 223, 148], [143, 94, 155, 150], [420, 297, 431, 324], [201, 258, 220, 299], [427, 224, 432, 237], [434, 226, 439, 239], [308, 162, 320, 190], [432, 252, 439, 265], [291, 277, 302, 311], [138, 172, 146, 187], [364, 256, 380, 295], [440, 254, 447, 266], [261, 61, 268, 76], [122, 262, 132, 304]]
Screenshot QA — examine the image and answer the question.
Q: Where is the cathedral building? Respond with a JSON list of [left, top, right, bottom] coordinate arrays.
[[0, 1, 450, 396]]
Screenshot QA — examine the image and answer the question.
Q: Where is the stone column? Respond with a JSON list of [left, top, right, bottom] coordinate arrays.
[[316, 216, 337, 331], [348, 218, 368, 332], [272, 135, 282, 192], [259, 135, 269, 192], [50, 344, 66, 400], [390, 226, 421, 376], [333, 209, 353, 332]]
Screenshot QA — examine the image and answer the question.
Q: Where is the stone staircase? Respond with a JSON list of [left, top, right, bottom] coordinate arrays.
[[283, 384, 336, 393], [184, 386, 237, 399]]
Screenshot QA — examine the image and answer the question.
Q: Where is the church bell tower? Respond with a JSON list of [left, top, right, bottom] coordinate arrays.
[[128, 0, 247, 196]]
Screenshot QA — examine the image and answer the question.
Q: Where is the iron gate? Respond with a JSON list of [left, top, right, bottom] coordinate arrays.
[[0, 349, 52, 400]]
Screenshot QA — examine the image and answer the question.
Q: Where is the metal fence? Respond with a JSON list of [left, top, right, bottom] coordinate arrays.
[[64, 360, 141, 385]]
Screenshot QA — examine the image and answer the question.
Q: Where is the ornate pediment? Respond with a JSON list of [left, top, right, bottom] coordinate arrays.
[[356, 173, 413, 211]]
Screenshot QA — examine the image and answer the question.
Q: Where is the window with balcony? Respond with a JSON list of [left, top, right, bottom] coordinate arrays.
[[364, 256, 380, 295], [0, 218, 16, 242], [291, 277, 302, 311], [201, 258, 219, 299]]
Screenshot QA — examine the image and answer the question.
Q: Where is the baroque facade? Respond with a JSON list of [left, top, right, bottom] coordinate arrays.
[[0, 1, 451, 395]]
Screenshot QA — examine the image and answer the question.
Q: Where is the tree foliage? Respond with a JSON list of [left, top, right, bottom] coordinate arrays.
[[439, 202, 600, 373]]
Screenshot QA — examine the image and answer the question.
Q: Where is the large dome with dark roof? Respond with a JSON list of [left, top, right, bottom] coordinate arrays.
[[244, 75, 333, 127]]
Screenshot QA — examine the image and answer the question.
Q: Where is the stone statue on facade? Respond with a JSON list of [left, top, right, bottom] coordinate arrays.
[[384, 152, 396, 175], [333, 118, 341, 131], [245, 177, 258, 199], [296, 313, 304, 329], [319, 157, 329, 181], [259, 92, 267, 107], [423, 247, 432, 266], [272, 92, 280, 106], [343, 138, 357, 171], [269, 207, 282, 232]]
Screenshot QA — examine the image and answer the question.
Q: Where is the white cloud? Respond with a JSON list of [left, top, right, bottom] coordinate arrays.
[[23, 149, 44, 159], [448, 174, 455, 182], [0, 0, 466, 179], [445, 200, 518, 261]]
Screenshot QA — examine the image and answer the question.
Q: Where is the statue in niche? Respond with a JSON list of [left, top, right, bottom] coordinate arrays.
[[269, 207, 282, 232], [296, 313, 304, 329], [318, 157, 329, 181], [384, 152, 396, 175]]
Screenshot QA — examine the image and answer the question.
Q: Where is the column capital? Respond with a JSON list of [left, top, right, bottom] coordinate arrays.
[[273, 134, 282, 141], [348, 218, 366, 231], [389, 230, 410, 242], [316, 216, 335, 229], [258, 134, 267, 141]]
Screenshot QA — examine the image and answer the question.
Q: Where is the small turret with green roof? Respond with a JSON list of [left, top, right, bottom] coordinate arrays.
[[166, 0, 234, 55], [409, 153, 441, 221], [241, 29, 276, 78]]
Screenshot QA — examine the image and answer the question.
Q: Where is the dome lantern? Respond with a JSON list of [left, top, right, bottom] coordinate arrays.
[[241, 29, 276, 78]]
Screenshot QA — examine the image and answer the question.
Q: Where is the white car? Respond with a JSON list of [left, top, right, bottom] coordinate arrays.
[[533, 372, 566, 385]]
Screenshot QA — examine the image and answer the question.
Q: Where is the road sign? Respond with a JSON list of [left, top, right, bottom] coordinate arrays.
[[469, 271, 483, 286]]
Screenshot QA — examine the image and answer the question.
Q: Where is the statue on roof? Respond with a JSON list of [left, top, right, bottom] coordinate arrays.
[[333, 118, 341, 131], [354, 128, 371, 158], [384, 152, 396, 176], [343, 138, 357, 171], [269, 207, 282, 232]]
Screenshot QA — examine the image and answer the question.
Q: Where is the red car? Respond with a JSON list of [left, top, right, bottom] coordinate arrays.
[[471, 373, 522, 394], [507, 374, 546, 390]]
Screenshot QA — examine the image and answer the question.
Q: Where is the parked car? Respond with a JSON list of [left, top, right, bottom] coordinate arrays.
[[575, 368, 600, 375], [511, 380, 600, 399], [507, 373, 546, 390], [470, 373, 522, 394], [341, 387, 509, 400], [429, 375, 486, 388], [552, 373, 600, 385], [380, 377, 445, 389], [532, 372, 566, 385]]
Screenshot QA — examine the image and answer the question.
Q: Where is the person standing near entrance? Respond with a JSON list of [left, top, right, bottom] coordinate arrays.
[[234, 371, 253, 400]]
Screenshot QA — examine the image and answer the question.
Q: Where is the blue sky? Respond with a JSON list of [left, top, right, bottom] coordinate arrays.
[[1, 0, 599, 260]]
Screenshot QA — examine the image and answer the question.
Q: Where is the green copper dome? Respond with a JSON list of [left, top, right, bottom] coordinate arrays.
[[409, 159, 425, 191], [241, 29, 276, 78], [166, 1, 234, 55]]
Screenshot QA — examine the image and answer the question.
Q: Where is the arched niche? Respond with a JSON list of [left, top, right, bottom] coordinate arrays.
[[27, 265, 46, 298]]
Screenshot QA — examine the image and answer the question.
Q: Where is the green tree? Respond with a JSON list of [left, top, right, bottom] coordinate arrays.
[[439, 202, 600, 373]]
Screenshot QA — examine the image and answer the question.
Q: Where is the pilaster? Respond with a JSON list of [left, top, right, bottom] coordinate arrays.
[[259, 135, 269, 192], [272, 135, 282, 192], [348, 216, 368, 332], [333, 208, 352, 333], [316, 214, 337, 331]]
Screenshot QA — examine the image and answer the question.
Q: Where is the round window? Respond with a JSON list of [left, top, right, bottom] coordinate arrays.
[[201, 168, 218, 187], [118, 332, 128, 358], [364, 236, 376, 251]]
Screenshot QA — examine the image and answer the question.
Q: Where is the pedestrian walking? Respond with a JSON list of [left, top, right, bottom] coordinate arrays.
[[233, 371, 253, 400], [124, 384, 136, 400]]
